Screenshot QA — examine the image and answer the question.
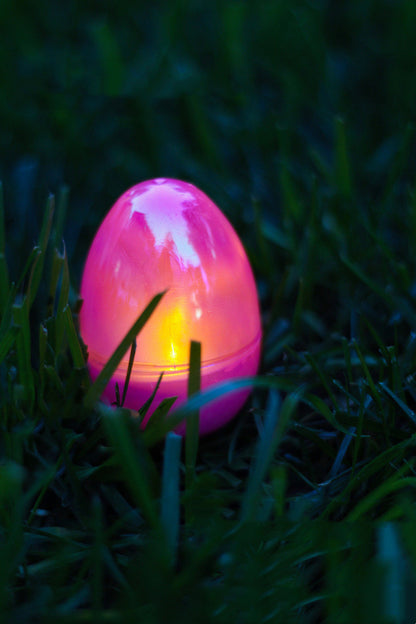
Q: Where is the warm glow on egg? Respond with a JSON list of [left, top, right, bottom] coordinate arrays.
[[79, 178, 261, 435], [160, 305, 187, 364]]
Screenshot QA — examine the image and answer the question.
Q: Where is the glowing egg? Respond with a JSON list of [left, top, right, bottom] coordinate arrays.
[[79, 178, 261, 435]]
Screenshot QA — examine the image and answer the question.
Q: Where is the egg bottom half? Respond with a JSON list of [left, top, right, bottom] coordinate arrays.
[[87, 331, 261, 436]]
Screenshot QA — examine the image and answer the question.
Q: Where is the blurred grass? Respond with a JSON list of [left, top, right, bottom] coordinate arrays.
[[1, 0, 416, 622]]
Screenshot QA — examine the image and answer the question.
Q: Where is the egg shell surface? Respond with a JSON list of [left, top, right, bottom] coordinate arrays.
[[80, 178, 261, 435]]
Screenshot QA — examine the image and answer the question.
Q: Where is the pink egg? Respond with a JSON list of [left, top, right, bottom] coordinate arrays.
[[79, 178, 261, 435]]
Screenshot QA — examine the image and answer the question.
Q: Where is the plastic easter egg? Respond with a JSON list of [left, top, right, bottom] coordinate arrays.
[[79, 178, 261, 435]]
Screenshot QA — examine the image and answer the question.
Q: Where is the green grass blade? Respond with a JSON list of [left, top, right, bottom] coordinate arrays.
[[305, 352, 340, 411], [185, 340, 201, 490], [379, 381, 416, 426], [328, 428, 354, 479], [0, 462, 24, 615], [351, 387, 367, 476], [55, 244, 70, 354], [38, 322, 48, 414], [114, 382, 121, 407], [101, 405, 160, 530], [84, 291, 166, 409], [321, 436, 416, 520], [12, 296, 34, 411], [26, 459, 63, 526], [138, 372, 164, 419], [15, 247, 41, 293], [120, 339, 136, 407], [63, 305, 86, 370], [53, 185, 69, 249], [341, 336, 353, 385], [0, 281, 17, 342], [346, 473, 416, 521], [0, 326, 19, 366], [161, 431, 182, 564], [48, 248, 64, 317], [352, 339, 384, 418], [241, 387, 302, 523], [377, 523, 406, 623], [142, 397, 177, 442], [27, 194, 54, 309]]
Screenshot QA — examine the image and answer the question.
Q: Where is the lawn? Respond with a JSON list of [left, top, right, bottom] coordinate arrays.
[[1, 1, 416, 622]]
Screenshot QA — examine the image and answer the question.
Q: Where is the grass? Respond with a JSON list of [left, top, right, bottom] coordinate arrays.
[[2, 1, 416, 622], [2, 138, 416, 623]]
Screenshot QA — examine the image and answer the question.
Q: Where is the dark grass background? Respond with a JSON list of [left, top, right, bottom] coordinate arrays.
[[2, 1, 416, 622]]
